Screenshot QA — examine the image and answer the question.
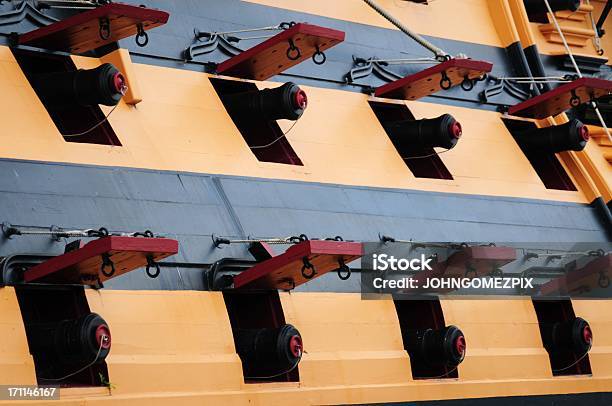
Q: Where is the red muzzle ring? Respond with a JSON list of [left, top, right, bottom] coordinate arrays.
[[289, 335, 303, 358], [578, 124, 590, 142], [454, 335, 466, 356], [582, 325, 593, 346], [293, 89, 308, 110], [95, 324, 112, 349], [449, 120, 463, 139], [112, 72, 127, 95]]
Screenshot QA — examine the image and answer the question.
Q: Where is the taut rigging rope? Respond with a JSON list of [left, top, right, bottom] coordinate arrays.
[[543, 0, 612, 143]]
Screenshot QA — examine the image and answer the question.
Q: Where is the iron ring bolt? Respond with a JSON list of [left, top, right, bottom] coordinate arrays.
[[460, 76, 474, 91], [134, 230, 154, 238], [99, 17, 111, 40], [312, 45, 326, 65], [280, 21, 296, 30], [89, 227, 109, 237], [464, 263, 477, 277], [440, 71, 452, 90], [337, 258, 351, 280], [286, 39, 301, 61], [570, 90, 581, 108], [599, 271, 610, 288], [136, 23, 149, 47], [301, 257, 316, 279], [145, 255, 161, 278], [100, 253, 115, 277]]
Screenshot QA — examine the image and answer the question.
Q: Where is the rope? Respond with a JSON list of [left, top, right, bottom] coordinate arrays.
[[61, 103, 118, 138], [243, 352, 302, 380], [249, 119, 299, 149], [402, 148, 451, 160], [2, 224, 156, 239], [544, 0, 612, 143], [213, 234, 309, 247], [361, 0, 449, 60], [551, 350, 590, 372], [524, 249, 608, 258], [38, 334, 107, 382], [426, 365, 459, 379], [209, 25, 285, 37], [381, 237, 470, 249]]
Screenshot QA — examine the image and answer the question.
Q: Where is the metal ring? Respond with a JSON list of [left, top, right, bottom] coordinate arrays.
[[312, 46, 326, 65], [99, 18, 110, 41], [460, 77, 474, 91], [598, 49, 605, 56], [599, 272, 610, 289], [279, 21, 296, 30], [136, 24, 149, 47], [286, 40, 301, 61], [337, 259, 351, 280], [89, 227, 109, 237], [301, 257, 316, 279], [570, 92, 581, 108], [145, 255, 161, 278], [100, 254, 115, 277], [440, 73, 452, 90]]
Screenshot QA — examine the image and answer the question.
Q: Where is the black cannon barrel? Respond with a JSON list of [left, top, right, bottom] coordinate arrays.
[[541, 316, 593, 354], [234, 324, 302, 375], [27, 312, 111, 365], [514, 119, 589, 153], [33, 63, 126, 108], [404, 325, 466, 367], [222, 82, 307, 121], [383, 114, 463, 150]]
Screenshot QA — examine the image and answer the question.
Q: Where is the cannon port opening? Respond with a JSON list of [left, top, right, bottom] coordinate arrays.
[[11, 48, 121, 146], [502, 118, 577, 191], [223, 290, 300, 383], [532, 299, 592, 376], [15, 285, 110, 387], [210, 78, 303, 165], [369, 101, 454, 180], [394, 298, 462, 379]]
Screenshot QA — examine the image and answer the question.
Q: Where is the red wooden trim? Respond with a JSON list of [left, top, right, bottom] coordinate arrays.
[[374, 58, 493, 99], [19, 3, 169, 45], [233, 240, 362, 289], [217, 23, 345, 80], [539, 254, 611, 295], [24, 236, 178, 282], [508, 77, 612, 119], [461, 246, 517, 261]]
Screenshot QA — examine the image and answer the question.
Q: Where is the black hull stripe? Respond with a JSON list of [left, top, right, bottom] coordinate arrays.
[[0, 158, 606, 291]]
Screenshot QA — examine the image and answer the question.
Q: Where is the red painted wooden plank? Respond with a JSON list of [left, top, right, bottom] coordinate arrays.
[[24, 236, 178, 284], [539, 254, 611, 295], [374, 58, 493, 100], [406, 246, 516, 288], [233, 240, 363, 290], [19, 3, 169, 54], [508, 77, 612, 119], [217, 23, 345, 80]]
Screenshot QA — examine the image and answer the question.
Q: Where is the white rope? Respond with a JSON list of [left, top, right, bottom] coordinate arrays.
[[361, 0, 448, 60], [544, 0, 612, 143], [249, 120, 298, 149], [61, 104, 118, 138]]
